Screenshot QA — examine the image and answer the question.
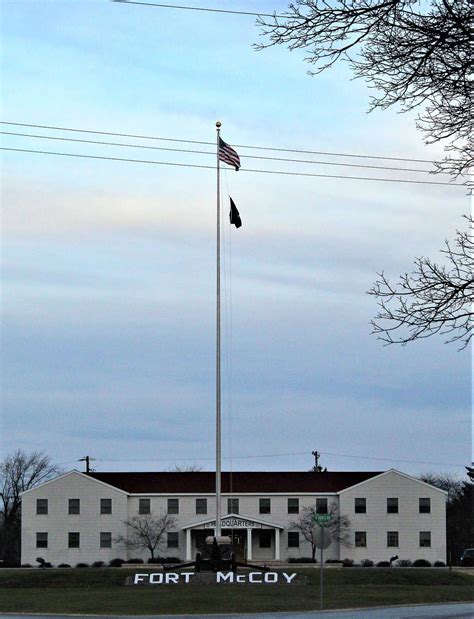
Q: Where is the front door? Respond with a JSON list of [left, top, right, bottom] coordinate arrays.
[[225, 529, 246, 561]]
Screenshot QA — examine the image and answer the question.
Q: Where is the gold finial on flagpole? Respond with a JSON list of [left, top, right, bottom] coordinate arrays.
[[216, 121, 221, 128]]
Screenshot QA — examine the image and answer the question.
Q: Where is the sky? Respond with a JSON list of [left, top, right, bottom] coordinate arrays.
[[1, 0, 471, 479]]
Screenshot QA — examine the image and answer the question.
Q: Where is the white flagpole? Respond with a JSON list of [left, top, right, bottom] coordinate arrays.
[[215, 121, 222, 539]]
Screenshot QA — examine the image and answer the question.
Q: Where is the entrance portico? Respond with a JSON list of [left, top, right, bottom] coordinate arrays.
[[182, 513, 284, 562]]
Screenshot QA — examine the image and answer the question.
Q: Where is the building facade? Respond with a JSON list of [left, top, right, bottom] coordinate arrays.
[[21, 469, 446, 566]]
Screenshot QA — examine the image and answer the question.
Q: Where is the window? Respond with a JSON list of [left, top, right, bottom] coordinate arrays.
[[100, 532, 112, 548], [387, 531, 399, 547], [419, 498, 431, 514], [167, 498, 179, 514], [228, 498, 239, 514], [36, 499, 48, 515], [387, 498, 398, 514], [68, 532, 80, 548], [316, 498, 328, 514], [287, 498, 299, 514], [288, 531, 299, 548], [355, 531, 367, 547], [419, 531, 431, 547], [36, 532, 48, 548], [259, 530, 272, 548], [259, 498, 271, 514], [100, 499, 112, 515], [68, 499, 80, 515], [354, 498, 366, 514], [196, 498, 207, 515], [139, 498, 150, 514], [167, 532, 179, 548]]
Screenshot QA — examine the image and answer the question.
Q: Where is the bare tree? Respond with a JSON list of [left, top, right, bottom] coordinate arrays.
[[165, 464, 203, 472], [368, 216, 473, 348], [257, 0, 472, 181], [0, 450, 62, 564], [114, 512, 177, 561], [258, 2, 472, 348], [418, 472, 465, 503], [290, 503, 351, 561]]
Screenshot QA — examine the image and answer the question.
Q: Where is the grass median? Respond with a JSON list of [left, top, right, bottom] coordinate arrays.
[[0, 567, 472, 614]]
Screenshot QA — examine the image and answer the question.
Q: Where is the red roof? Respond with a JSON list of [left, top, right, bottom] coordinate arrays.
[[87, 471, 382, 494]]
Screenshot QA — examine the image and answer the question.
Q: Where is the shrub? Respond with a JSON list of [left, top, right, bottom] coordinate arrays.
[[396, 559, 412, 567], [342, 558, 354, 567], [412, 559, 431, 567], [76, 563, 89, 568], [92, 561, 104, 568], [377, 561, 390, 567], [21, 564, 32, 568], [125, 558, 144, 564], [434, 561, 446, 567], [58, 563, 71, 568], [288, 557, 317, 563], [109, 558, 125, 567], [147, 556, 181, 564], [325, 559, 343, 564], [360, 559, 374, 567]]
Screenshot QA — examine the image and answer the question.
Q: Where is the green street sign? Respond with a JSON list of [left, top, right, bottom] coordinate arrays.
[[313, 514, 332, 525]]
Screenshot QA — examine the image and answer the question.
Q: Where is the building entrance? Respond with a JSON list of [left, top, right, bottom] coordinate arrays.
[[224, 529, 246, 562]]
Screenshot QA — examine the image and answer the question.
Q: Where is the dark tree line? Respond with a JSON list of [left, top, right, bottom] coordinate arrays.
[[446, 482, 473, 564], [419, 472, 473, 564]]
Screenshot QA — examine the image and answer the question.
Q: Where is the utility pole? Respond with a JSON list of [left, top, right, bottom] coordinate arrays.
[[312, 450, 320, 472], [78, 456, 95, 473]]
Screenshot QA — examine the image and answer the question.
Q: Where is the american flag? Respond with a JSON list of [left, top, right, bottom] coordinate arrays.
[[219, 137, 240, 171]]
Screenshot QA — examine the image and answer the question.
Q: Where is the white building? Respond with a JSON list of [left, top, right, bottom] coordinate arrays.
[[21, 469, 446, 566]]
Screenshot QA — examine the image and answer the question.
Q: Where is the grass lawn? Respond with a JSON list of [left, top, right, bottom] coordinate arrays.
[[0, 568, 472, 615]]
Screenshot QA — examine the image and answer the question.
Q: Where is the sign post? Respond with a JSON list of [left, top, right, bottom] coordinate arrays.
[[313, 514, 332, 610]]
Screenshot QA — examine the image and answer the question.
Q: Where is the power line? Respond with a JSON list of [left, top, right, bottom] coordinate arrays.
[[0, 121, 439, 164], [1, 131, 438, 174], [90, 449, 464, 468], [111, 0, 287, 19], [1, 147, 463, 186]]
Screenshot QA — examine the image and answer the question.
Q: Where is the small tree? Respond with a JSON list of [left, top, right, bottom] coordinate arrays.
[[115, 512, 177, 561], [0, 450, 62, 565], [290, 503, 351, 561]]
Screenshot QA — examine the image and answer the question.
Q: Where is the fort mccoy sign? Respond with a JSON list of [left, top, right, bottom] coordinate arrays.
[[129, 571, 304, 585]]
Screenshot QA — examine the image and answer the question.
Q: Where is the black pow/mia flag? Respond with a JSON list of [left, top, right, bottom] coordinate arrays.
[[229, 197, 242, 228]]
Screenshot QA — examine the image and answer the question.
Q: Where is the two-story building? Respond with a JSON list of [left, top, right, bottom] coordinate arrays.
[[20, 469, 446, 566]]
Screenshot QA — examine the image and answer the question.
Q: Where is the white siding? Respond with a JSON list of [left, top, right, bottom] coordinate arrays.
[[21, 472, 128, 566], [339, 471, 446, 564], [21, 469, 446, 566]]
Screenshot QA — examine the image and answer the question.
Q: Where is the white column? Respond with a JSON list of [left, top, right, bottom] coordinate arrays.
[[185, 529, 192, 561], [274, 529, 280, 561], [246, 528, 253, 561]]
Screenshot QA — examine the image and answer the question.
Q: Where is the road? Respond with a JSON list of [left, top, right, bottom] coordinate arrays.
[[1, 603, 473, 618]]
